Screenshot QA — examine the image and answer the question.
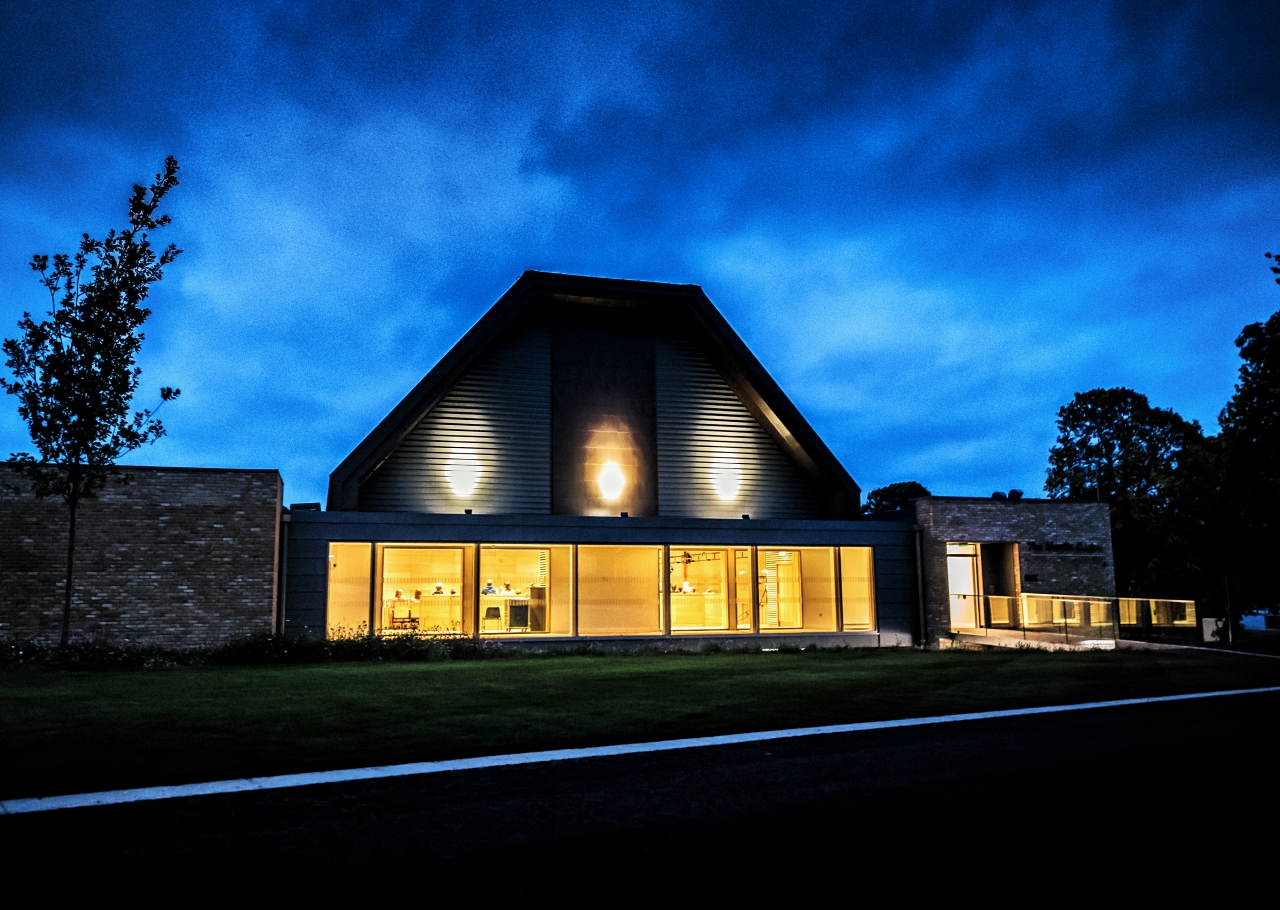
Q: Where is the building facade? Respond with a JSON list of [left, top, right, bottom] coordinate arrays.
[[2, 273, 1191, 649], [279, 272, 1159, 649], [284, 272, 919, 646]]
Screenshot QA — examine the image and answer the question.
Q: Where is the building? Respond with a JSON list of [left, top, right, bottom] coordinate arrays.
[[2, 272, 1198, 649]]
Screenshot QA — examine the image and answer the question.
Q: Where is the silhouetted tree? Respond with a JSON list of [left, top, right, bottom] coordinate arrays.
[[863, 481, 930, 514], [1045, 388, 1207, 599], [1, 158, 183, 647], [1218, 253, 1280, 612]]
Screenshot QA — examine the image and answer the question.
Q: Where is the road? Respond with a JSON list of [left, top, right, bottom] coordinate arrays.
[[6, 690, 1277, 889]]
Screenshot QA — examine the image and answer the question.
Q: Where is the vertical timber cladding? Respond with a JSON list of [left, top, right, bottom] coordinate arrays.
[[358, 322, 552, 513], [551, 302, 658, 516], [655, 331, 820, 518]]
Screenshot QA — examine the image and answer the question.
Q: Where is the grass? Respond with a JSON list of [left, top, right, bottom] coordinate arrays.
[[2, 647, 1278, 800]]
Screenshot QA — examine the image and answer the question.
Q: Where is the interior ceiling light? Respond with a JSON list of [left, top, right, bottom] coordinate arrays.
[[445, 447, 481, 497], [710, 452, 742, 501], [597, 460, 626, 501]]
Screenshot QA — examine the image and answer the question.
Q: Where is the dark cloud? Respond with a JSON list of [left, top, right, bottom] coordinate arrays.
[[1, 1, 1277, 503]]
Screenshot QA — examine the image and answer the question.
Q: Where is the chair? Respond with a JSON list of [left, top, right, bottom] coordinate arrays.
[[387, 601, 419, 630], [482, 605, 502, 632]]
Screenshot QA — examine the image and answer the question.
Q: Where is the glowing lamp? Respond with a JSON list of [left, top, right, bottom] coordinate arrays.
[[597, 460, 626, 501], [444, 447, 481, 497], [710, 452, 742, 501]]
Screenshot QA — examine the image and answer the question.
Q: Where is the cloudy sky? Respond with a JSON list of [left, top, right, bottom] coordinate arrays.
[[1, 1, 1277, 506]]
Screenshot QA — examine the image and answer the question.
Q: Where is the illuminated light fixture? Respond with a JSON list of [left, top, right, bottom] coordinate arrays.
[[444, 447, 482, 497], [710, 452, 742, 501], [597, 460, 626, 501]]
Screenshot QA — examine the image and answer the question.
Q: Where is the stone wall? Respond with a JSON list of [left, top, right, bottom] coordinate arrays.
[[911, 497, 1115, 646], [1, 465, 281, 647]]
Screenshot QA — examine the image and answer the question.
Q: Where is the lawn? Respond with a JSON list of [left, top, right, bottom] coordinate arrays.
[[3, 647, 1278, 800]]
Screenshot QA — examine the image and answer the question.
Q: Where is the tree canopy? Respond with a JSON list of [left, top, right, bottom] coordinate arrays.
[[1045, 387, 1201, 503], [1217, 266, 1280, 612], [1045, 252, 1280, 614], [1046, 388, 1209, 599], [862, 481, 930, 515]]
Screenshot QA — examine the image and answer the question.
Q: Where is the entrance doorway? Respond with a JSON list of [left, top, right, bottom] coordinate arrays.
[[947, 543, 979, 629], [948, 541, 1020, 632]]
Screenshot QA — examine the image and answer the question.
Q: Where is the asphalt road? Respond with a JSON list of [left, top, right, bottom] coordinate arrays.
[[6, 691, 1277, 891]]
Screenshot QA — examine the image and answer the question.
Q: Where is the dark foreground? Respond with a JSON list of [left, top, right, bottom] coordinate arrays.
[[6, 690, 1277, 891]]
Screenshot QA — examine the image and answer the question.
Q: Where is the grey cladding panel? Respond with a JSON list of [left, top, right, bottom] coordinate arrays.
[[656, 332, 819, 519], [359, 324, 552, 514]]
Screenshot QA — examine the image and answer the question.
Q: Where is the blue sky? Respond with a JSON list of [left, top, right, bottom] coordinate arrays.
[[1, 1, 1277, 506]]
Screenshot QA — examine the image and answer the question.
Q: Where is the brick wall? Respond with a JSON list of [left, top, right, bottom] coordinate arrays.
[[911, 497, 1115, 646], [1, 465, 281, 647]]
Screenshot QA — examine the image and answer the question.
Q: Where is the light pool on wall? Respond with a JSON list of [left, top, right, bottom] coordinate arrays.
[[710, 451, 742, 501], [444, 447, 482, 497]]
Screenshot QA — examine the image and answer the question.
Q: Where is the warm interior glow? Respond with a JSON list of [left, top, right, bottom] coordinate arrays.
[[947, 544, 978, 630], [577, 546, 663, 635], [479, 546, 572, 635], [760, 550, 803, 629], [444, 447, 481, 497], [759, 548, 837, 631], [667, 547, 752, 633], [597, 460, 626, 501], [710, 452, 742, 501], [840, 546, 876, 631], [380, 547, 465, 633], [327, 542, 371, 638]]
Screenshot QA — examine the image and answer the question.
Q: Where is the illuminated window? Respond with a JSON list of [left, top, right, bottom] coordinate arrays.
[[327, 542, 371, 638], [378, 546, 469, 634], [479, 546, 572, 635], [759, 548, 837, 631], [577, 546, 663, 635], [670, 547, 747, 633], [839, 547, 876, 631], [734, 548, 752, 630]]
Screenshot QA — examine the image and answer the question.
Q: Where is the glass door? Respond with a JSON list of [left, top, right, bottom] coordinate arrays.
[[947, 543, 980, 630]]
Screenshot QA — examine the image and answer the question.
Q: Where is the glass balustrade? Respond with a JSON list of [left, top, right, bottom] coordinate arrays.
[[1118, 598, 1197, 627]]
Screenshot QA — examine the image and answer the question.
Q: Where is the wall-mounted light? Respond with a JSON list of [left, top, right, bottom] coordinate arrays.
[[710, 452, 742, 501], [445, 447, 482, 497], [597, 460, 626, 501]]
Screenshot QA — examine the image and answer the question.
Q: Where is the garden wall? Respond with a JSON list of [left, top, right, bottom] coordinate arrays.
[[0, 464, 281, 647]]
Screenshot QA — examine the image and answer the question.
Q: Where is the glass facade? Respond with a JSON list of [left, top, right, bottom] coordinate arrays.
[[670, 547, 747, 633], [577, 545, 664, 636], [324, 542, 875, 639], [840, 547, 876, 631], [480, 546, 573, 635], [327, 542, 371, 637], [758, 548, 837, 632], [378, 545, 473, 635]]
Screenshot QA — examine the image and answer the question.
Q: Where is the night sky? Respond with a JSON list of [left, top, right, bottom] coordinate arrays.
[[2, 2, 1277, 506]]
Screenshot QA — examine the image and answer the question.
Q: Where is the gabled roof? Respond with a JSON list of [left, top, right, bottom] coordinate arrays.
[[328, 271, 861, 514]]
